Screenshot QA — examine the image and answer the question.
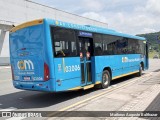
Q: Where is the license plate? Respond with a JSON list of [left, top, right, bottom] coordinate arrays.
[[23, 76, 31, 80]]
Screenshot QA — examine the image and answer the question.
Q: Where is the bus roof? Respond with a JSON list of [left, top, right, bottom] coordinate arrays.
[[10, 18, 145, 41], [10, 19, 43, 33], [45, 18, 145, 41]]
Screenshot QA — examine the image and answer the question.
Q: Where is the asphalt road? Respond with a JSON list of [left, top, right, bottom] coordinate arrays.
[[0, 59, 160, 119]]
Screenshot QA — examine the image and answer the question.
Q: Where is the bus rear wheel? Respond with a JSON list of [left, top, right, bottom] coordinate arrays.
[[101, 70, 111, 89]]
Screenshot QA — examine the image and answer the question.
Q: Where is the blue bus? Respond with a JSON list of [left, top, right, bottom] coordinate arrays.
[[9, 18, 149, 92]]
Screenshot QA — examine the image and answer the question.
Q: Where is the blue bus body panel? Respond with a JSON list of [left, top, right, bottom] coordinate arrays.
[[44, 19, 148, 90], [9, 18, 148, 92], [10, 23, 54, 92], [94, 54, 145, 81], [54, 57, 81, 91]]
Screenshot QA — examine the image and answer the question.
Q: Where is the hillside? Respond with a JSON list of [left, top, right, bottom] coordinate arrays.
[[137, 32, 160, 58], [137, 32, 160, 45], [137, 32, 160, 52]]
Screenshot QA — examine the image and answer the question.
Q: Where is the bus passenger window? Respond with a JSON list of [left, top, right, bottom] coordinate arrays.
[[102, 35, 120, 55], [95, 46, 102, 55], [51, 27, 77, 57], [94, 34, 103, 56]]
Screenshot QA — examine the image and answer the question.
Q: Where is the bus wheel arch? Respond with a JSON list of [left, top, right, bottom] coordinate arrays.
[[137, 62, 144, 77], [140, 62, 144, 71], [103, 67, 112, 78], [95, 67, 112, 89]]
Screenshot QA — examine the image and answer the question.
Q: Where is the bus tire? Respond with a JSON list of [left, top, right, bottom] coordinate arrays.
[[137, 64, 143, 77], [101, 70, 111, 89]]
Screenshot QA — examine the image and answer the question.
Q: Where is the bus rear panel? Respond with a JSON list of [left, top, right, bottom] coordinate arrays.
[[10, 19, 53, 92]]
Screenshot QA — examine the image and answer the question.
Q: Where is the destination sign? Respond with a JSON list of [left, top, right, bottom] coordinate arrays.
[[79, 31, 93, 37]]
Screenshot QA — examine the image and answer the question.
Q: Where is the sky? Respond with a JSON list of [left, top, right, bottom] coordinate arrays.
[[32, 0, 160, 35]]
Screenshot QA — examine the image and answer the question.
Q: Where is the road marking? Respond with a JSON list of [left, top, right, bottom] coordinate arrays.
[[5, 67, 11, 69], [0, 66, 11, 70], [0, 107, 16, 111], [112, 85, 117, 87], [47, 72, 154, 118], [0, 79, 11, 83], [58, 80, 137, 112]]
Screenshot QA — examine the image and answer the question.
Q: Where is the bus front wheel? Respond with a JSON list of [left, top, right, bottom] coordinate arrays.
[[101, 70, 111, 89], [137, 64, 143, 77]]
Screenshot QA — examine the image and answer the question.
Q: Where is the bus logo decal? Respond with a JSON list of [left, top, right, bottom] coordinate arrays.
[[17, 60, 34, 70], [122, 57, 128, 63], [122, 57, 142, 63]]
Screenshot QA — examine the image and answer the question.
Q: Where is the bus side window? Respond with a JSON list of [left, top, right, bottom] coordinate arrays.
[[95, 46, 102, 55], [51, 27, 77, 58], [94, 34, 103, 56]]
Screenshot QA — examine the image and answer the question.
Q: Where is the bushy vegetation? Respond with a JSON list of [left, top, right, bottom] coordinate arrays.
[[137, 32, 160, 58]]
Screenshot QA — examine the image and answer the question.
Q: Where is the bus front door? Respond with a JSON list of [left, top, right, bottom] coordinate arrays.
[[79, 37, 93, 86], [145, 42, 149, 69]]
